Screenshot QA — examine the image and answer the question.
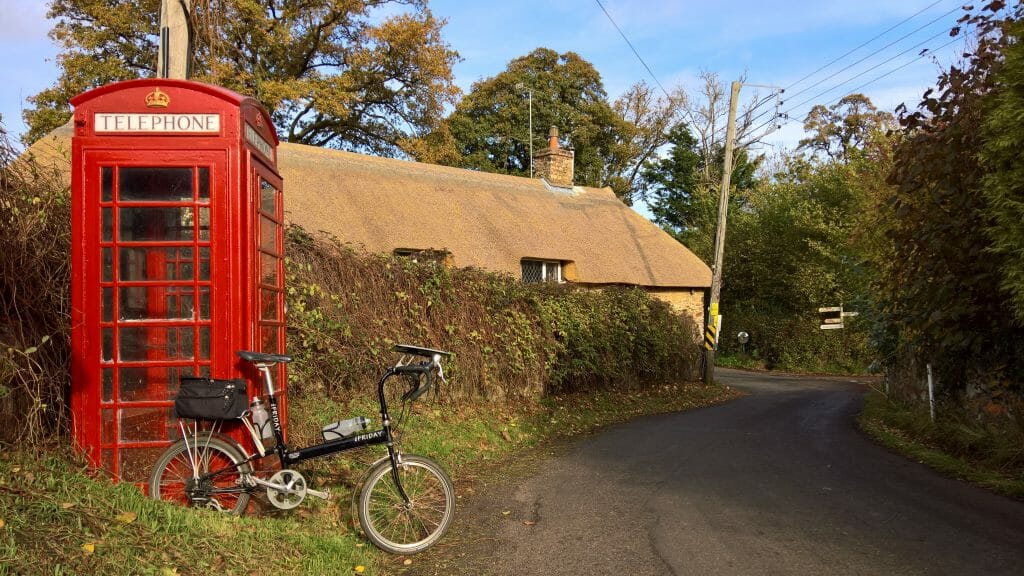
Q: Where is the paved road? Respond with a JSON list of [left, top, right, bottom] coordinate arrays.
[[432, 369, 1024, 576]]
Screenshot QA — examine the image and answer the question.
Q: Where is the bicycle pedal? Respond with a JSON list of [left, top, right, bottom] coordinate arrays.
[[306, 487, 330, 500]]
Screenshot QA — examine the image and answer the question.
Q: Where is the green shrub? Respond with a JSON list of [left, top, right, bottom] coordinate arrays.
[[284, 226, 700, 402]]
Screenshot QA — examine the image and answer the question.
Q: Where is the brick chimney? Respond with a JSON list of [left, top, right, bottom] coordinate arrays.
[[533, 126, 574, 188]]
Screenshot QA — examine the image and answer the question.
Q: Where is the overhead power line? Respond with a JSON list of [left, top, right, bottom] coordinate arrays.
[[782, 3, 963, 104], [746, 32, 966, 139], [594, 0, 672, 100], [784, 0, 948, 92], [744, 1, 967, 142]]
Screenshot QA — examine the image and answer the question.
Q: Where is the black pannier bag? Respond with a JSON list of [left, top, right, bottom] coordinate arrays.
[[175, 377, 248, 420]]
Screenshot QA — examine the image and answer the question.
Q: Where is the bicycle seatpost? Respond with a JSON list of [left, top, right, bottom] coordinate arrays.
[[253, 362, 278, 397]]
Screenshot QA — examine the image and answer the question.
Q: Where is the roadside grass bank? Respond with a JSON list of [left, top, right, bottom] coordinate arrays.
[[858, 390, 1024, 499], [0, 381, 738, 575]]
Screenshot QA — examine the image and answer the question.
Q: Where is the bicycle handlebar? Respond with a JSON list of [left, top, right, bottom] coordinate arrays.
[[393, 345, 449, 402]]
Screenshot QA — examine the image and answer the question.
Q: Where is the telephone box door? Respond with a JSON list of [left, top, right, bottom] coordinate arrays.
[[80, 149, 228, 481]]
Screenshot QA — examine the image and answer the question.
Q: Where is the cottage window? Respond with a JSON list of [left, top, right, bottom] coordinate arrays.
[[394, 248, 448, 265], [521, 259, 562, 284]]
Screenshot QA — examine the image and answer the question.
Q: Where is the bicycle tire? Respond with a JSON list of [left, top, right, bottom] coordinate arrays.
[[357, 454, 455, 554], [148, 433, 252, 515]]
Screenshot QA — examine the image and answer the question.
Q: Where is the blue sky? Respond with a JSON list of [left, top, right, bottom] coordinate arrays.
[[1, 0, 973, 150]]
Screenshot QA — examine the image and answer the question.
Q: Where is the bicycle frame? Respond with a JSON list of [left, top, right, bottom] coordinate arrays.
[[244, 360, 431, 501]]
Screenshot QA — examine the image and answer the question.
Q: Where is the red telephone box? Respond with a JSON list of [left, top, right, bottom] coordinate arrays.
[[69, 79, 286, 482]]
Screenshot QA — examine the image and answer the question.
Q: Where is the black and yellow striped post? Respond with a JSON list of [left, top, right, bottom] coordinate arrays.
[[703, 302, 721, 383], [704, 321, 718, 351]]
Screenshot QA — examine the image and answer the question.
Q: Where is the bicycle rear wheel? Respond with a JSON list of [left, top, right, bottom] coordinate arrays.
[[148, 433, 252, 515], [357, 454, 455, 555]]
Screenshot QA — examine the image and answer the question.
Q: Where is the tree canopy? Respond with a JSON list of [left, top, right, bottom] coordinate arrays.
[[25, 0, 460, 157], [981, 14, 1024, 326], [879, 1, 1024, 393], [410, 48, 684, 202], [798, 94, 896, 161]]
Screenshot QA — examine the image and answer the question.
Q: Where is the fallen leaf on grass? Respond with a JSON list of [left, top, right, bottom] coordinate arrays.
[[523, 521, 536, 526], [115, 511, 137, 524], [61, 502, 75, 510], [354, 565, 365, 574], [403, 559, 413, 566], [501, 510, 511, 516], [82, 542, 96, 555]]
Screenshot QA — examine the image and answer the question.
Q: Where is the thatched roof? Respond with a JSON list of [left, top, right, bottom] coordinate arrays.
[[280, 143, 710, 289], [23, 125, 710, 289]]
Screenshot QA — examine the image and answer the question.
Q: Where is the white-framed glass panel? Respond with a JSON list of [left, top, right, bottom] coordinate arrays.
[[521, 259, 562, 284]]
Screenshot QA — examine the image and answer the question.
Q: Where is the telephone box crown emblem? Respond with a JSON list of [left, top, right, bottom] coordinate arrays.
[[145, 88, 171, 108]]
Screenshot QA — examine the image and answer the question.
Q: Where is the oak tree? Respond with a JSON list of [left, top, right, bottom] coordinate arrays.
[[25, 0, 460, 157]]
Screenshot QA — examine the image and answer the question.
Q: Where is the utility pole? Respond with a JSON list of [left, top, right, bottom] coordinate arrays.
[[527, 88, 533, 178], [157, 0, 193, 79], [703, 80, 741, 384]]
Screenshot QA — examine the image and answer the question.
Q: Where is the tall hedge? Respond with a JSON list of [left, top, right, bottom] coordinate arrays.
[[0, 129, 702, 444]]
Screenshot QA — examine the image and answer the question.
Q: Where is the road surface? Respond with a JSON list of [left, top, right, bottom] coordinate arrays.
[[418, 369, 1024, 576]]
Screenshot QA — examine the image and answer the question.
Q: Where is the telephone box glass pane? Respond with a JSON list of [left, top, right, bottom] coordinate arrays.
[[120, 407, 173, 441], [118, 207, 195, 241], [198, 247, 210, 280], [119, 167, 193, 202], [199, 326, 211, 360], [119, 247, 194, 281], [102, 287, 114, 322], [261, 252, 279, 287], [102, 207, 113, 241], [198, 167, 210, 201], [198, 207, 210, 240], [119, 326, 194, 361], [119, 447, 170, 483], [119, 366, 187, 401], [101, 167, 113, 202], [261, 326, 281, 354], [260, 215, 277, 252], [260, 289, 278, 320], [199, 287, 211, 319], [118, 286, 198, 320], [102, 247, 113, 281], [102, 368, 114, 402], [102, 328, 114, 362], [260, 179, 276, 213], [102, 409, 115, 443]]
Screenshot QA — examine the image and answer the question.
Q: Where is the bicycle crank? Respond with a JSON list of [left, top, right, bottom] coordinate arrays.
[[265, 469, 308, 509], [258, 470, 331, 509]]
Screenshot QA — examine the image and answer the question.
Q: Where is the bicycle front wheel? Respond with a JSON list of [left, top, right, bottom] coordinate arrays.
[[148, 433, 252, 515], [357, 454, 455, 554]]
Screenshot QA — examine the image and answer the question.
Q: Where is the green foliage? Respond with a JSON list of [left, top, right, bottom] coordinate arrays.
[[1, 380, 738, 573], [798, 94, 897, 161], [644, 124, 760, 263], [981, 16, 1024, 326], [284, 225, 700, 402], [0, 123, 71, 445], [27, 0, 460, 155], [711, 156, 880, 373], [860, 390, 1024, 497], [415, 48, 684, 202], [880, 2, 1024, 398]]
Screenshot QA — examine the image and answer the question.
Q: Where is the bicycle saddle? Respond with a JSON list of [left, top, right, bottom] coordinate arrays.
[[237, 350, 293, 364]]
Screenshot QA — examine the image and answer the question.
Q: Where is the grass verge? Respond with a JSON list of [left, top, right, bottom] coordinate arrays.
[[0, 381, 739, 575], [858, 390, 1024, 499]]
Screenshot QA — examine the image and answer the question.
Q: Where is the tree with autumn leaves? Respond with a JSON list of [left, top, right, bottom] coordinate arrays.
[[25, 0, 461, 157]]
